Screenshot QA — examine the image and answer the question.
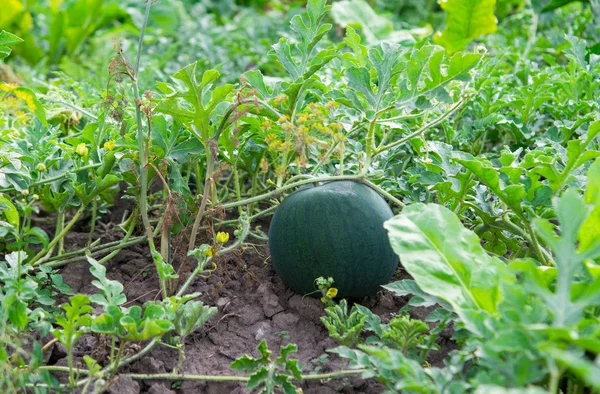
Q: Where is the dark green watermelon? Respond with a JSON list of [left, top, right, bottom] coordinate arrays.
[[268, 180, 399, 298]]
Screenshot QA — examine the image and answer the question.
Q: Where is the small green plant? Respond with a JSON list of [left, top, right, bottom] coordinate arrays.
[[314, 276, 338, 306], [321, 299, 365, 347], [231, 340, 303, 394], [381, 315, 429, 356], [309, 354, 329, 374], [275, 330, 291, 342], [52, 294, 93, 386]]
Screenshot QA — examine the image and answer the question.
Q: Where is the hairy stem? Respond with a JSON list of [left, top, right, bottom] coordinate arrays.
[[31, 206, 86, 265], [189, 146, 216, 252], [122, 368, 366, 382], [87, 198, 97, 247]]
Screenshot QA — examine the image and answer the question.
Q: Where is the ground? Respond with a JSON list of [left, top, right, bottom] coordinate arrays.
[[41, 207, 454, 394]]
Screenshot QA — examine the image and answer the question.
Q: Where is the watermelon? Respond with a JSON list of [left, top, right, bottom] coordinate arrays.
[[268, 180, 399, 298]]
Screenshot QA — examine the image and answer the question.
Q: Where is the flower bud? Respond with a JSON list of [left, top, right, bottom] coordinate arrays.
[[76, 143, 89, 156], [104, 140, 116, 151], [216, 232, 229, 243]]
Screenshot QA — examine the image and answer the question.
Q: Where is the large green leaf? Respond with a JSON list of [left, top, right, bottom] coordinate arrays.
[[384, 203, 503, 334], [433, 0, 498, 52], [330, 0, 414, 44], [155, 63, 235, 142]]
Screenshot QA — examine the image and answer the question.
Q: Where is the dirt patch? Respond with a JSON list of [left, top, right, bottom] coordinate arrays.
[[49, 217, 451, 393]]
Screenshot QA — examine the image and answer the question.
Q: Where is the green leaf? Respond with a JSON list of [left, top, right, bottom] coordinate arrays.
[[243, 70, 272, 99], [4, 292, 28, 329], [433, 0, 498, 53], [87, 255, 126, 307], [383, 279, 451, 309], [541, 0, 588, 12], [174, 300, 218, 338], [456, 157, 526, 217], [0, 193, 19, 232], [541, 346, 600, 390], [24, 227, 49, 247], [85, 174, 120, 204], [579, 160, 600, 252], [271, 0, 333, 81], [342, 26, 368, 68], [330, 0, 414, 45], [0, 30, 23, 61], [119, 303, 174, 342], [384, 203, 504, 335], [532, 188, 600, 326], [382, 315, 429, 351], [53, 294, 93, 348], [152, 250, 178, 282], [346, 66, 376, 107], [231, 354, 261, 372], [156, 64, 234, 142], [474, 386, 550, 394]]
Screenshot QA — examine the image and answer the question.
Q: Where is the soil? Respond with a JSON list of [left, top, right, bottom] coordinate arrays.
[[43, 206, 455, 394]]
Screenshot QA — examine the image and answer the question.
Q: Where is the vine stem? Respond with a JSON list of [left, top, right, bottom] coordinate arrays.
[[377, 98, 466, 153], [47, 100, 98, 120], [188, 144, 216, 252], [31, 206, 87, 265], [39, 365, 89, 374], [42, 220, 140, 268], [87, 198, 98, 247], [43, 209, 144, 264], [132, 0, 166, 297], [0, 163, 102, 194], [221, 174, 404, 211], [96, 338, 160, 381], [45, 209, 64, 260], [112, 341, 126, 375], [122, 369, 366, 382]]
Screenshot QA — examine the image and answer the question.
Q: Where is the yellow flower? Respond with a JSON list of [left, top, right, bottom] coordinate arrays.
[[23, 189, 29, 196], [36, 163, 47, 171], [260, 157, 268, 173], [280, 141, 292, 152], [330, 123, 343, 132], [277, 115, 290, 124], [297, 114, 308, 124], [104, 140, 116, 151], [3, 97, 19, 111], [202, 246, 214, 257], [216, 232, 229, 243], [13, 90, 37, 112], [268, 140, 282, 151], [0, 82, 18, 92], [274, 94, 288, 106], [264, 132, 278, 143], [76, 143, 89, 156], [326, 288, 338, 298]]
